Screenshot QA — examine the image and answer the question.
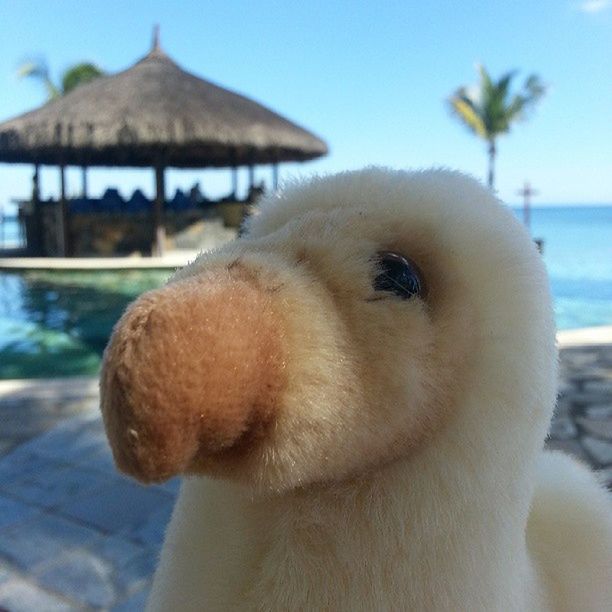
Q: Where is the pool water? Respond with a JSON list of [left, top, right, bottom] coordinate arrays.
[[0, 270, 171, 379]]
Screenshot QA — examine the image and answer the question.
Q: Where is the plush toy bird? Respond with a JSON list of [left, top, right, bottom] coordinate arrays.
[[101, 169, 612, 611]]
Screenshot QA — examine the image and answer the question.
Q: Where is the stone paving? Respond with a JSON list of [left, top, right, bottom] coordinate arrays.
[[0, 336, 611, 610], [546, 341, 612, 488], [0, 382, 180, 610]]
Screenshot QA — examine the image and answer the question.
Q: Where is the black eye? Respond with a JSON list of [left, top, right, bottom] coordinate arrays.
[[373, 251, 425, 300]]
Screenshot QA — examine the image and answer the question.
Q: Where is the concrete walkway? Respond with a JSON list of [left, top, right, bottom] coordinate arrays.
[[0, 252, 199, 271], [0, 328, 611, 610]]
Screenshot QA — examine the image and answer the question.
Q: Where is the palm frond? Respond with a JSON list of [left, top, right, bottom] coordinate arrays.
[[477, 64, 494, 95], [448, 94, 487, 138], [17, 62, 47, 80], [17, 58, 59, 99], [506, 76, 547, 124], [496, 70, 517, 100], [524, 74, 547, 102], [505, 94, 529, 122], [61, 63, 105, 94]]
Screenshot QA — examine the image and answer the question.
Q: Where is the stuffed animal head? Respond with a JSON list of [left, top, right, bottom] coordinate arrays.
[[100, 168, 555, 492]]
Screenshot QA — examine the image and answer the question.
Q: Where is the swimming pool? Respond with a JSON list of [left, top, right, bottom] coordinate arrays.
[[0, 269, 171, 379]]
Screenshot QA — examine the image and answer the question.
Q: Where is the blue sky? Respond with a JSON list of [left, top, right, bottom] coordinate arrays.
[[0, 0, 611, 210]]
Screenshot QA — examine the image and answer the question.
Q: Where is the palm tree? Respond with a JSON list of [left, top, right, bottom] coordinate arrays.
[[18, 58, 104, 100], [448, 65, 546, 190], [18, 58, 105, 198]]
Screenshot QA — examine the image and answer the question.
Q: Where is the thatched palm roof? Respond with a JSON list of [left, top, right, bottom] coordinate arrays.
[[0, 39, 328, 168]]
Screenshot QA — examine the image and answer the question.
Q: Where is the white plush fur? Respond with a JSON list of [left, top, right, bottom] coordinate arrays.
[[147, 169, 612, 611]]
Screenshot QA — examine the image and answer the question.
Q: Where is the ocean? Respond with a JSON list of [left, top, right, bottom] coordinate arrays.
[[514, 205, 612, 330]]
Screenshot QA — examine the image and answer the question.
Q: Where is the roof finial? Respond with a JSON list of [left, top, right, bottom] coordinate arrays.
[[152, 24, 161, 52]]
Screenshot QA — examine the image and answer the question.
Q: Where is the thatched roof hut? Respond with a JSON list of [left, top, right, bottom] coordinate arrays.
[[0, 29, 328, 255], [0, 33, 327, 167]]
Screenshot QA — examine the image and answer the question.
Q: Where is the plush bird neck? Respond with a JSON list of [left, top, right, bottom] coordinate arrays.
[[150, 358, 555, 612]]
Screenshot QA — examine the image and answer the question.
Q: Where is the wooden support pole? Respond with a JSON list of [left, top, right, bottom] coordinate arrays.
[[272, 162, 279, 191], [32, 164, 40, 202], [58, 164, 69, 256], [248, 165, 255, 190], [81, 166, 88, 198], [31, 164, 42, 255], [231, 166, 238, 197], [154, 163, 166, 257]]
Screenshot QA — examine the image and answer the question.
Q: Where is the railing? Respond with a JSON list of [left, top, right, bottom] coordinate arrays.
[[33, 186, 264, 215]]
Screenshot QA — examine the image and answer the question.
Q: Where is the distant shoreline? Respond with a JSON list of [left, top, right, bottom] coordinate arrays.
[[509, 203, 612, 209]]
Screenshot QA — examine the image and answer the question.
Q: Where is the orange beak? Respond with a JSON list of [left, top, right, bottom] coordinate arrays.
[[100, 273, 284, 483]]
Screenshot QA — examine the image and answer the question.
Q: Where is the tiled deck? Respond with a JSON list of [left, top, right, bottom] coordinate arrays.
[[0, 390, 180, 610]]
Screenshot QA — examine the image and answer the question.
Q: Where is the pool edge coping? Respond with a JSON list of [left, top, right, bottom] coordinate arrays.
[[0, 252, 200, 271]]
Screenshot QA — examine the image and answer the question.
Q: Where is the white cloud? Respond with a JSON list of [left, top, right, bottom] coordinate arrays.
[[578, 0, 611, 13]]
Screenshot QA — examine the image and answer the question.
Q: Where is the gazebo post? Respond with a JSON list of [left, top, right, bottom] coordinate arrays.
[[248, 164, 255, 197], [31, 163, 43, 256], [32, 164, 40, 202], [81, 165, 88, 198], [231, 166, 238, 197], [58, 164, 69, 256], [272, 162, 279, 191], [153, 163, 166, 257]]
